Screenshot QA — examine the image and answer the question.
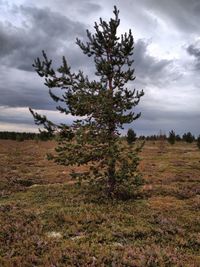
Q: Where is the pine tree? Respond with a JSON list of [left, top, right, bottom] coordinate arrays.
[[127, 128, 137, 144], [182, 132, 195, 143], [30, 6, 144, 197], [168, 130, 176, 145]]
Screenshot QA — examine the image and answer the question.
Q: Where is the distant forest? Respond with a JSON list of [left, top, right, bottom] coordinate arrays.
[[0, 131, 51, 141], [0, 130, 197, 143]]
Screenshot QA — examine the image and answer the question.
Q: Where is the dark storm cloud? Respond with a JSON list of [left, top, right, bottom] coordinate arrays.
[[0, 2, 178, 83], [0, 22, 20, 57], [0, 67, 56, 110], [0, 2, 175, 111], [0, 4, 93, 111], [0, 5, 87, 71], [19, 6, 85, 39], [0, 38, 174, 111], [187, 42, 200, 70]]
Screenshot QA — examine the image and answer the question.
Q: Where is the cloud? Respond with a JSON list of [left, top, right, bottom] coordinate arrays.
[[186, 41, 200, 70], [0, 2, 179, 85], [134, 106, 200, 136], [0, 21, 23, 58], [0, 106, 82, 130], [0, 38, 177, 112], [37, 0, 102, 17], [0, 5, 87, 71], [0, 3, 178, 112], [140, 0, 200, 35], [0, 0, 199, 136], [0, 67, 54, 110], [19, 5, 85, 39], [77, 2, 102, 15], [0, 122, 39, 132], [133, 40, 173, 86]]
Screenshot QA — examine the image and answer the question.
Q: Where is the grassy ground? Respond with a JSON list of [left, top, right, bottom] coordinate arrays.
[[0, 140, 200, 266]]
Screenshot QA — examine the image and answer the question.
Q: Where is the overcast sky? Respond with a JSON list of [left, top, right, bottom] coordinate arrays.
[[0, 0, 200, 136]]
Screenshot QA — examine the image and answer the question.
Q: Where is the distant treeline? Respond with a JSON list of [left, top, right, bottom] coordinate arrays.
[[138, 132, 196, 143], [0, 131, 52, 141], [0, 130, 198, 143], [126, 129, 198, 144]]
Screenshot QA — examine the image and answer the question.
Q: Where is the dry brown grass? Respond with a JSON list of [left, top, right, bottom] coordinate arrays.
[[0, 139, 199, 266]]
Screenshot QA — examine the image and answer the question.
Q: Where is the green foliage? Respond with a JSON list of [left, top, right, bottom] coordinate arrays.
[[30, 6, 144, 197], [182, 132, 195, 143], [197, 135, 200, 149], [168, 130, 176, 145], [127, 128, 137, 144]]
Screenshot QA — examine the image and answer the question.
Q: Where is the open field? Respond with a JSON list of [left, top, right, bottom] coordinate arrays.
[[0, 140, 200, 266]]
